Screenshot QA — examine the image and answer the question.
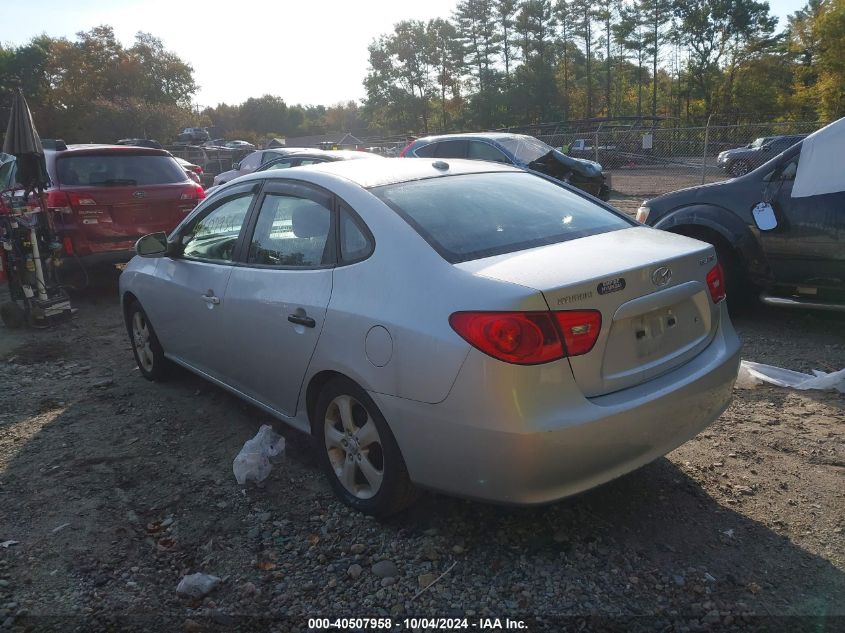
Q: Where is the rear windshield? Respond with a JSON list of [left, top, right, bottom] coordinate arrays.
[[56, 154, 187, 186], [373, 172, 632, 263]]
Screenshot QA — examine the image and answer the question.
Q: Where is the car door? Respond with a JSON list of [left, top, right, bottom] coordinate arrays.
[[221, 180, 335, 416], [758, 151, 845, 290], [150, 183, 259, 379]]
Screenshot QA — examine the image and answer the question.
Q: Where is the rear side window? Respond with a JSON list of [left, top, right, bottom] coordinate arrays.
[[338, 202, 373, 262], [56, 155, 187, 186], [373, 172, 632, 263], [413, 143, 437, 158]]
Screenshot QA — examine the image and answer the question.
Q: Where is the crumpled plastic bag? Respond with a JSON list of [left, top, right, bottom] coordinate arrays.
[[736, 360, 845, 393], [176, 572, 221, 598], [233, 424, 286, 485]]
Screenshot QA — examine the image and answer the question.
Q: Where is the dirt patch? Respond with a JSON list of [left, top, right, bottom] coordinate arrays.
[[0, 282, 842, 632]]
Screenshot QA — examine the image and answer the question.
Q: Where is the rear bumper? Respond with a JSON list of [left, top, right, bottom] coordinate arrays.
[[373, 305, 741, 505]]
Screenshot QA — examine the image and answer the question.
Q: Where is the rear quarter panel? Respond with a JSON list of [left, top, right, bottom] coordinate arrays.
[[303, 181, 547, 405]]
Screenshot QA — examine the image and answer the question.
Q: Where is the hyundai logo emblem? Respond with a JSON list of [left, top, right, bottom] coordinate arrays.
[[132, 191, 146, 199], [651, 266, 672, 286]]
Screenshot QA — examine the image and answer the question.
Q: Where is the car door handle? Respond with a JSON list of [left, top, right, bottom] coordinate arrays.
[[288, 314, 316, 328], [202, 293, 220, 305]]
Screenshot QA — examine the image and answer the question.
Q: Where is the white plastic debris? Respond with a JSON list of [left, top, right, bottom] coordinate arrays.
[[0, 540, 19, 548], [736, 360, 845, 393], [232, 424, 286, 485], [176, 572, 221, 598]]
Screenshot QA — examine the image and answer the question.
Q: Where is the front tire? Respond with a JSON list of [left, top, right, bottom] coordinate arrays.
[[313, 377, 418, 517], [127, 300, 171, 381], [729, 160, 750, 177]]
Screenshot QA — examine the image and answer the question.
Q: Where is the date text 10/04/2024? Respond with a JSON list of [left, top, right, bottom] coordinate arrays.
[[308, 618, 528, 630]]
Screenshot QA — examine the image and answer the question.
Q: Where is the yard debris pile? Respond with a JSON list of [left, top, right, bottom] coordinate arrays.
[[232, 424, 286, 485]]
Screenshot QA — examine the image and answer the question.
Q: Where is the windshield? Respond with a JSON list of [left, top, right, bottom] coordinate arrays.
[[497, 136, 554, 164], [373, 172, 631, 263], [749, 138, 769, 149]]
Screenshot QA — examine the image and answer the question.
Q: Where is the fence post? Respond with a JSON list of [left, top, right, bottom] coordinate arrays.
[[702, 113, 715, 185], [594, 130, 599, 163]]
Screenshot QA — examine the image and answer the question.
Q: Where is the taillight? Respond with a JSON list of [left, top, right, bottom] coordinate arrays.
[[398, 142, 414, 157], [449, 309, 602, 365], [62, 236, 74, 255], [706, 263, 726, 303], [554, 310, 602, 356], [181, 185, 205, 200], [68, 193, 96, 206], [45, 191, 71, 213]]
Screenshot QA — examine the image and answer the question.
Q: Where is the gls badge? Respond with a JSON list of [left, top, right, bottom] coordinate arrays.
[[597, 277, 626, 295]]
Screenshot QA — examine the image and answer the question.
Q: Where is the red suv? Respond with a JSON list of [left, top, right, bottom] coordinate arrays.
[[1, 145, 205, 265]]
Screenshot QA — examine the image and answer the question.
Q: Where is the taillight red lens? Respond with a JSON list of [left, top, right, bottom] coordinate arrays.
[[398, 142, 414, 157], [45, 191, 71, 212], [449, 309, 603, 364], [62, 236, 74, 255], [706, 263, 726, 303], [449, 311, 565, 365], [181, 185, 205, 201], [554, 310, 602, 356]]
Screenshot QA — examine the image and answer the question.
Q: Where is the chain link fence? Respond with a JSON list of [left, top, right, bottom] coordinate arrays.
[[532, 119, 828, 215]]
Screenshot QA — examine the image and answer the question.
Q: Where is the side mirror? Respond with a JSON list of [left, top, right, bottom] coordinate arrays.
[[232, 162, 240, 170], [135, 232, 168, 257]]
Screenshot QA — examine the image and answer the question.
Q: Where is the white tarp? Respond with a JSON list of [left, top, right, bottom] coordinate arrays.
[[736, 360, 845, 392], [792, 116, 845, 198]]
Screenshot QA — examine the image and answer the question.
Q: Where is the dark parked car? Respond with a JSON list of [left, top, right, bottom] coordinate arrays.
[[400, 133, 610, 201], [638, 122, 844, 311], [0, 146, 205, 266], [716, 134, 806, 177], [203, 149, 383, 196]]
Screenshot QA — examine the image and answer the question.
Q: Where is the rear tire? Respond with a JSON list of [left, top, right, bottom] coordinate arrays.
[[313, 377, 418, 517], [126, 300, 172, 381]]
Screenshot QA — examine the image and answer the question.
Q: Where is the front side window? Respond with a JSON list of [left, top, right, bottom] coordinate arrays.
[[247, 193, 332, 267], [182, 192, 254, 262], [468, 141, 510, 163], [780, 155, 800, 180], [497, 136, 554, 164], [373, 172, 632, 263], [239, 153, 261, 171]]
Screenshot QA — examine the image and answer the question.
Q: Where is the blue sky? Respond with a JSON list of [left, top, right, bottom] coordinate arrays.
[[0, 0, 808, 108]]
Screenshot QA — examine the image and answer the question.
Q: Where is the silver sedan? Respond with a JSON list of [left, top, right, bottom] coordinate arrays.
[[120, 159, 741, 516]]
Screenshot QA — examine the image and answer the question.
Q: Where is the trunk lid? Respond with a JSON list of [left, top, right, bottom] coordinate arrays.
[[55, 151, 197, 246], [456, 227, 720, 397]]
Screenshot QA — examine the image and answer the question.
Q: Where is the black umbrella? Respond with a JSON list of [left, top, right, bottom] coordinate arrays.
[[3, 88, 49, 196]]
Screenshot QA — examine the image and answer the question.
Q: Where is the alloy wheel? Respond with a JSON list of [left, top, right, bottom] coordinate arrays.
[[132, 311, 155, 373], [324, 394, 384, 499]]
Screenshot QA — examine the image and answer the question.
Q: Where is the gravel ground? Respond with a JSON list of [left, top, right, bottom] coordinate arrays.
[[607, 166, 730, 216], [0, 275, 843, 633]]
